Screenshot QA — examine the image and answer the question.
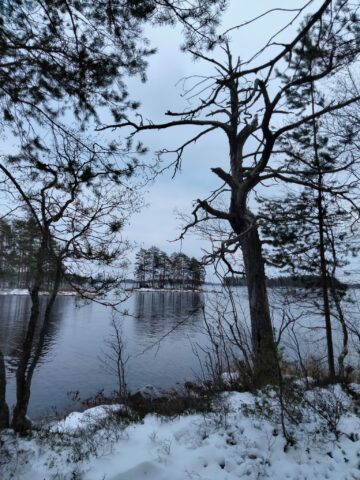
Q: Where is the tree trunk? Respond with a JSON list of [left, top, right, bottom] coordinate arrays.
[[11, 259, 62, 433], [237, 216, 277, 383], [11, 239, 47, 433], [11, 288, 41, 433], [310, 81, 335, 382], [0, 349, 9, 430], [317, 203, 336, 381], [330, 278, 348, 379]]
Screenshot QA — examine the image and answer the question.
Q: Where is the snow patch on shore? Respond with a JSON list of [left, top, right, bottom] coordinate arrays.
[[2, 389, 360, 480], [50, 404, 123, 433], [131, 287, 203, 293], [0, 289, 77, 296]]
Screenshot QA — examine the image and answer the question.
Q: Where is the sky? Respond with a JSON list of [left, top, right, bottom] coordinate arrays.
[[5, 1, 353, 281], [100, 1, 324, 272]]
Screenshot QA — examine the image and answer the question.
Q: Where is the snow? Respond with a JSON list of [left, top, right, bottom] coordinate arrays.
[[50, 405, 124, 433], [221, 371, 241, 385], [2, 388, 360, 480], [0, 289, 77, 296], [138, 385, 164, 398], [131, 287, 203, 293]]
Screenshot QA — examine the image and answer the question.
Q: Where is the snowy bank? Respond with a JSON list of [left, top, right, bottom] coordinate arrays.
[[129, 287, 203, 293], [50, 404, 124, 433], [0, 289, 77, 296], [2, 385, 360, 480]]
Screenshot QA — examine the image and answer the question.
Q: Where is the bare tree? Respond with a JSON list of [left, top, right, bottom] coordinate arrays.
[[98, 1, 360, 380], [193, 285, 253, 390], [0, 132, 141, 432], [100, 313, 129, 400]]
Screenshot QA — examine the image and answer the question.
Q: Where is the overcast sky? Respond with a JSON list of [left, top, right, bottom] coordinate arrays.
[[1, 1, 358, 282], [96, 0, 356, 280]]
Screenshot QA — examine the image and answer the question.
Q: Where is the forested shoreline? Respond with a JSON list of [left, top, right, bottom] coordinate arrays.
[[0, 218, 75, 291], [0, 217, 58, 289], [2, 1, 360, 479], [134, 247, 205, 289]]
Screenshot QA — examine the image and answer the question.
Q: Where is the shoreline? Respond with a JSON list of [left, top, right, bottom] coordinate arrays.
[[0, 288, 77, 296], [128, 287, 204, 293], [3, 382, 360, 480]]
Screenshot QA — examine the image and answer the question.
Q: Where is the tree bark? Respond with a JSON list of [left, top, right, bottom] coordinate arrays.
[[0, 349, 9, 430], [11, 287, 41, 433], [233, 211, 276, 383], [11, 239, 47, 433], [317, 195, 336, 381], [310, 82, 336, 382], [11, 257, 62, 433], [240, 228, 273, 352]]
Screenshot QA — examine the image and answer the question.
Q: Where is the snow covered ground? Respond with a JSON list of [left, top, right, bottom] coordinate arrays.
[[130, 287, 204, 293], [0, 289, 77, 296], [2, 385, 360, 480]]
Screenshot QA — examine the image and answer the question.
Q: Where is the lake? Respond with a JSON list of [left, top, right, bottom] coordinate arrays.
[[0, 290, 213, 418], [1, 287, 358, 419]]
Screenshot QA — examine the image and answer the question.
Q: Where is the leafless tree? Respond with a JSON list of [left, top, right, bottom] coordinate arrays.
[[0, 132, 141, 432], [100, 312, 130, 400], [98, 1, 360, 380]]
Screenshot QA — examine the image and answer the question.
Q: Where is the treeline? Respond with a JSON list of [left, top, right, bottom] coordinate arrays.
[[224, 275, 347, 289], [0, 217, 70, 290], [135, 247, 205, 289], [0, 218, 54, 288]]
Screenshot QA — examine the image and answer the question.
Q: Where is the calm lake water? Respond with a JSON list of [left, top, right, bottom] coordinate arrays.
[[1, 287, 358, 419], [1, 291, 213, 418]]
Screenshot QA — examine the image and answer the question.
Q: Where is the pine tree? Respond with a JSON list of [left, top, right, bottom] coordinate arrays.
[[188, 257, 205, 289], [135, 248, 149, 287], [157, 250, 171, 288], [259, 29, 358, 380], [0, 0, 226, 141], [134, 248, 205, 289]]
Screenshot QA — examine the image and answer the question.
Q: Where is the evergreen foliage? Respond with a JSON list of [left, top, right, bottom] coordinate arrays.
[[0, 217, 57, 288], [257, 20, 360, 380], [258, 23, 359, 284], [134, 247, 205, 289], [0, 0, 226, 142]]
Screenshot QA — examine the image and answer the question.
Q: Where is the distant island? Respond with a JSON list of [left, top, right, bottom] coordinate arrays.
[[224, 274, 351, 289], [133, 247, 205, 291]]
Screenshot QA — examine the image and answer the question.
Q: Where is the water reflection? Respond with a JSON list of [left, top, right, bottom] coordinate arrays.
[[134, 291, 203, 337], [2, 287, 352, 419], [0, 296, 64, 374], [0, 292, 208, 417]]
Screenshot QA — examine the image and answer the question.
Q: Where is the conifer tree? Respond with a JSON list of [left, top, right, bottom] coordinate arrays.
[[0, 0, 226, 141], [259, 28, 359, 380], [134, 248, 205, 289]]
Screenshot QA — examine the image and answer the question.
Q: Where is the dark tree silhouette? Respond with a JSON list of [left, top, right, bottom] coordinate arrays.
[[0, 133, 141, 432], [100, 1, 360, 380], [134, 248, 205, 289]]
